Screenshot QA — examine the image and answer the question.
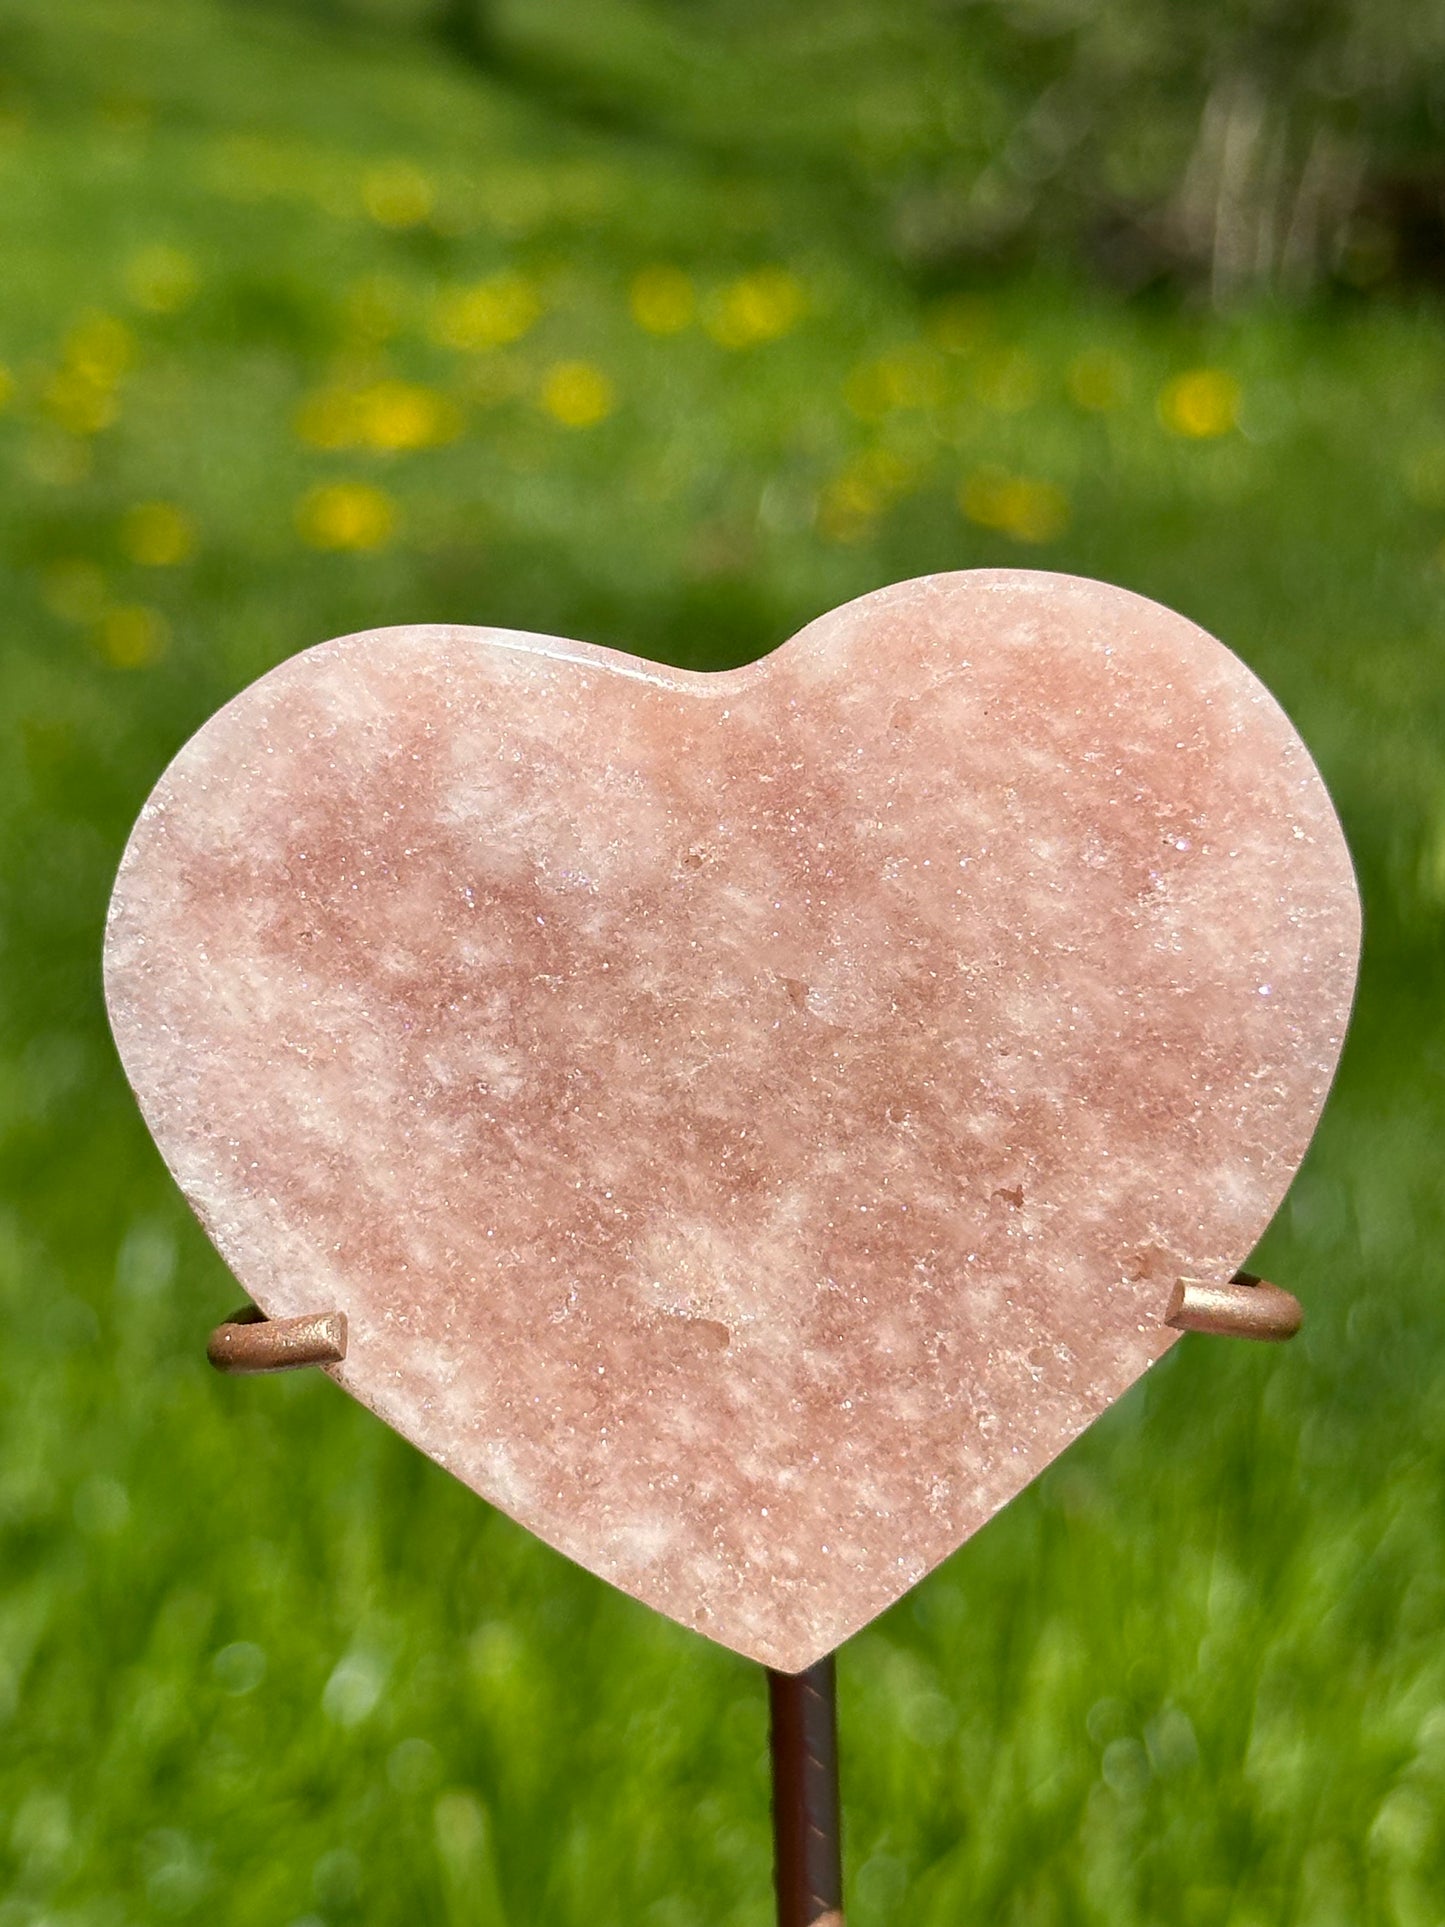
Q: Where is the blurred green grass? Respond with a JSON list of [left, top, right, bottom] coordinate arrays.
[[1, 1, 1444, 1923]]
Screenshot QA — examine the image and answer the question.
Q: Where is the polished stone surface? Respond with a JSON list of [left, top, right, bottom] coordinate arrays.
[[105, 571, 1360, 1670]]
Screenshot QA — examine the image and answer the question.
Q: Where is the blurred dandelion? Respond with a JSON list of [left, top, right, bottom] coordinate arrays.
[[361, 383, 460, 452], [0, 364, 14, 408], [95, 604, 168, 669], [295, 381, 461, 453], [629, 266, 695, 336], [1158, 368, 1240, 438], [960, 469, 1070, 543], [818, 447, 921, 543], [362, 160, 435, 229], [845, 348, 946, 421], [295, 481, 398, 551], [42, 313, 134, 436], [42, 370, 117, 436], [431, 273, 542, 352], [64, 314, 134, 382], [124, 245, 199, 314], [121, 503, 195, 567], [817, 475, 879, 545], [540, 361, 615, 428], [704, 269, 805, 350]]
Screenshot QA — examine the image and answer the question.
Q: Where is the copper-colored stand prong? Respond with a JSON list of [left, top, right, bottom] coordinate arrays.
[[206, 1307, 348, 1375], [1166, 1271, 1302, 1342]]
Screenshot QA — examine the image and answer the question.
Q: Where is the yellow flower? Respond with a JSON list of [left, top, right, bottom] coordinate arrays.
[[362, 161, 435, 230], [1158, 368, 1240, 438], [817, 476, 878, 545], [41, 313, 135, 435], [430, 273, 541, 351], [96, 604, 168, 669], [64, 313, 135, 382], [362, 381, 461, 451], [704, 269, 805, 350], [42, 369, 117, 436], [1067, 350, 1131, 412], [121, 503, 195, 566], [295, 382, 460, 453], [296, 482, 398, 551], [960, 470, 1070, 544], [817, 448, 920, 543], [0, 365, 13, 408], [629, 266, 695, 335], [124, 245, 199, 314], [540, 361, 615, 428], [845, 349, 946, 421]]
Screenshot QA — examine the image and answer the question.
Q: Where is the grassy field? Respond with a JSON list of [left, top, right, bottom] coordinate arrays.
[[1, 2, 1444, 1922]]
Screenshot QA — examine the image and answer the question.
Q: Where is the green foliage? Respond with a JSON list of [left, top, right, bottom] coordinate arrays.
[[0, 0, 1443, 1921], [250, 0, 1445, 294]]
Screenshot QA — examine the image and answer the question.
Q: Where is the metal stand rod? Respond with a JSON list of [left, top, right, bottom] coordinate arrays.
[[768, 1655, 844, 1927]]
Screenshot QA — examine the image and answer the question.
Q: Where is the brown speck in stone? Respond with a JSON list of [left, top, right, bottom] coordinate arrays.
[[1127, 1244, 1176, 1282], [103, 568, 1360, 1673], [691, 1318, 732, 1352]]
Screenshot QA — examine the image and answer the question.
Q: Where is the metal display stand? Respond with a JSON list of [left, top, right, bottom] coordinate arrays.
[[207, 1269, 1300, 1925], [769, 1656, 844, 1927]]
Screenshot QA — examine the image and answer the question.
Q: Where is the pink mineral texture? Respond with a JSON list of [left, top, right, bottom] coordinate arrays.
[[104, 570, 1360, 1671]]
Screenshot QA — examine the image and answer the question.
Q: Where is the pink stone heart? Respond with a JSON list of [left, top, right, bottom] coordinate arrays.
[[104, 571, 1359, 1671]]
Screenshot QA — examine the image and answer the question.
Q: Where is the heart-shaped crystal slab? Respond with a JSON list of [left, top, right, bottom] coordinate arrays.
[[105, 571, 1360, 1671]]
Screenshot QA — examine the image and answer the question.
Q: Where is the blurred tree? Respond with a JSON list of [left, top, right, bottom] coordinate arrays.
[[246, 0, 1445, 298]]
